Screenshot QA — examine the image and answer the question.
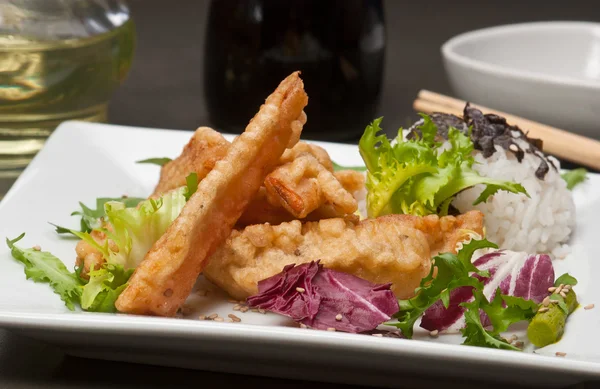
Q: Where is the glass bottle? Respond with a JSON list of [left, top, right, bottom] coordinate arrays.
[[204, 0, 386, 142], [0, 0, 135, 195]]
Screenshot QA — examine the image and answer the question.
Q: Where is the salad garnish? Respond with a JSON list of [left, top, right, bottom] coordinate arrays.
[[247, 260, 398, 333], [7, 234, 82, 310], [358, 115, 528, 218], [561, 168, 588, 190], [136, 157, 172, 166]]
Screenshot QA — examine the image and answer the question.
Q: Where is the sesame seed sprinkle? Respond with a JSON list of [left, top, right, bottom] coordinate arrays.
[[232, 305, 241, 311], [584, 304, 595, 310], [560, 292, 567, 298], [542, 296, 550, 307], [548, 287, 556, 293], [551, 299, 560, 304], [296, 287, 305, 293], [429, 330, 439, 337], [555, 352, 567, 357], [213, 317, 224, 322], [32, 245, 41, 251], [228, 314, 241, 322], [240, 306, 249, 313], [207, 313, 218, 319], [335, 314, 343, 321], [538, 307, 549, 313]]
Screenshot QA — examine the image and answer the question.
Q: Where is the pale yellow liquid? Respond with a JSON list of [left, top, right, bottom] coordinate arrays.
[[0, 21, 135, 195]]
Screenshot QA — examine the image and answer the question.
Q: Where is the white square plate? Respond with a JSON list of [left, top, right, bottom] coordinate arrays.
[[0, 121, 599, 388]]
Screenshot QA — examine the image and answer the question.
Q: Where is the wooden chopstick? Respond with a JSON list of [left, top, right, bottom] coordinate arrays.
[[414, 90, 600, 171]]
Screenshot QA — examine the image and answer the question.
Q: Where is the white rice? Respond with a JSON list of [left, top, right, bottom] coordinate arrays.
[[452, 141, 575, 258], [355, 140, 576, 258]]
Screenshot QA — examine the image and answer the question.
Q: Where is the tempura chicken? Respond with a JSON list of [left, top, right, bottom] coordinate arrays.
[[203, 210, 485, 301], [151, 126, 230, 197], [115, 71, 308, 316]]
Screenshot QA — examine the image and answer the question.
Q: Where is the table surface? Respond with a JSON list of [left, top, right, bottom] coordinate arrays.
[[2, 0, 599, 388]]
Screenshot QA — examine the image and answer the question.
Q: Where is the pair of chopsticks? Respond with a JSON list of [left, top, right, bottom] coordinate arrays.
[[414, 90, 600, 171]]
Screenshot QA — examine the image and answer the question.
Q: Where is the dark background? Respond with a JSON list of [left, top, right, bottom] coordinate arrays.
[[109, 0, 600, 140], [2, 1, 599, 388]]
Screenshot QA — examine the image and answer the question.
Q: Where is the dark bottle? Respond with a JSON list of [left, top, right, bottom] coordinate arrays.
[[204, 0, 385, 142]]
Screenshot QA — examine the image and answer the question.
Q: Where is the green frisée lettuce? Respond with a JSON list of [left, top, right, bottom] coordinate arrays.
[[390, 239, 496, 338], [52, 196, 145, 235], [81, 264, 134, 312], [72, 185, 189, 269], [6, 234, 83, 310], [358, 115, 529, 218], [461, 288, 537, 351], [7, 174, 198, 312]]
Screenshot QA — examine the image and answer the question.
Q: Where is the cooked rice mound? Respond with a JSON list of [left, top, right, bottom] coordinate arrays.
[[452, 141, 575, 258]]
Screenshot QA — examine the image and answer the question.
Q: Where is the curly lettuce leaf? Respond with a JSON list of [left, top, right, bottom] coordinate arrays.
[[561, 168, 587, 190], [52, 196, 145, 235], [460, 289, 520, 351], [461, 288, 538, 351], [358, 115, 528, 217], [390, 239, 497, 338], [136, 157, 172, 166], [81, 264, 134, 312], [72, 185, 188, 269], [6, 234, 82, 310]]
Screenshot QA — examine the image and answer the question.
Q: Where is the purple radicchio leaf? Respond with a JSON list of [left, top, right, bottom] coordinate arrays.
[[246, 260, 399, 333], [420, 250, 554, 333]]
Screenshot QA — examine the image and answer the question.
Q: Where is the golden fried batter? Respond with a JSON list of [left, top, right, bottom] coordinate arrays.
[[264, 153, 358, 219], [115, 71, 309, 316], [151, 127, 230, 197], [203, 210, 484, 301]]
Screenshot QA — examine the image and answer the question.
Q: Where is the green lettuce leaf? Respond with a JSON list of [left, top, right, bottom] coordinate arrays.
[[52, 196, 145, 235], [554, 273, 578, 287], [358, 115, 528, 217], [460, 289, 520, 351], [136, 157, 172, 166], [561, 168, 587, 190], [6, 234, 82, 310], [390, 239, 497, 338], [72, 186, 188, 269], [483, 290, 538, 335], [81, 264, 134, 312]]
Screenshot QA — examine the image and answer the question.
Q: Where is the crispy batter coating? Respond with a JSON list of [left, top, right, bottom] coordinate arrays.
[[151, 127, 230, 197], [264, 153, 357, 219], [280, 142, 334, 171], [333, 170, 366, 194], [203, 210, 485, 301], [115, 71, 309, 316]]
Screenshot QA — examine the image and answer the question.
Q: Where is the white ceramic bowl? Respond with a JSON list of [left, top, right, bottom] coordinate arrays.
[[442, 21, 600, 139]]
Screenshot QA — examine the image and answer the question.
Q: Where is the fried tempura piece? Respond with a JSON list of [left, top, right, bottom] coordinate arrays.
[[75, 228, 110, 280], [279, 142, 334, 171], [334, 170, 366, 194], [264, 153, 358, 219], [203, 210, 484, 301], [115, 71, 309, 316], [151, 127, 230, 197]]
